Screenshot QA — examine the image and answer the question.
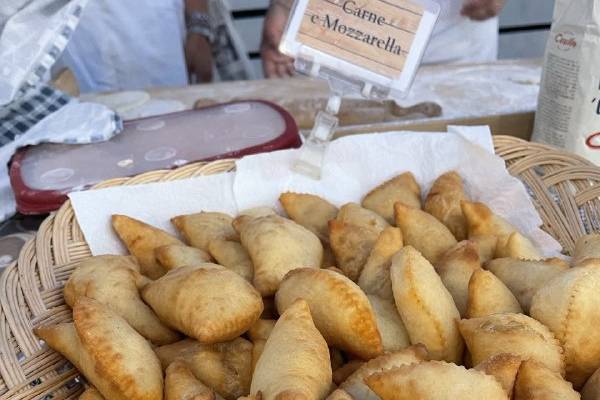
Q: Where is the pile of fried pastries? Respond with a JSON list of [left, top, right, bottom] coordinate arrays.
[[35, 171, 600, 400]]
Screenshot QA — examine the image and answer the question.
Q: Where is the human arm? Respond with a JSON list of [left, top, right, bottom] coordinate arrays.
[[185, 0, 213, 83], [461, 0, 507, 21], [261, 0, 295, 78]]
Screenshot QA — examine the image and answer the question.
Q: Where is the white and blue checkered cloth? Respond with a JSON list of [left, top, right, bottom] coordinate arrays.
[[0, 85, 70, 146]]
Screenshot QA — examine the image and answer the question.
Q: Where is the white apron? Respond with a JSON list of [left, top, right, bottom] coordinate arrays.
[[56, 0, 189, 93], [423, 0, 499, 64]]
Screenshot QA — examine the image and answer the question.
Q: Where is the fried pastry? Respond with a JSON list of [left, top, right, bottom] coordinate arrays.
[[485, 257, 569, 312], [394, 202, 458, 265], [234, 214, 322, 296], [365, 360, 507, 400], [250, 299, 332, 400], [79, 387, 105, 400], [329, 220, 380, 281], [339, 345, 427, 400], [171, 212, 237, 251], [466, 269, 522, 318], [459, 313, 565, 375], [165, 360, 215, 400], [358, 227, 404, 300], [155, 244, 212, 270], [276, 268, 383, 359], [495, 231, 542, 260], [326, 389, 354, 400], [362, 172, 422, 223], [367, 295, 410, 352], [279, 192, 338, 242], [424, 171, 468, 241], [155, 337, 253, 400], [513, 360, 580, 400], [336, 203, 390, 232], [469, 234, 499, 263], [434, 240, 481, 317], [530, 266, 600, 387], [461, 201, 539, 261], [142, 265, 263, 344], [390, 246, 463, 363], [35, 298, 163, 400], [64, 255, 180, 345], [474, 353, 522, 398], [112, 214, 183, 279], [207, 239, 253, 281], [573, 233, 600, 266]]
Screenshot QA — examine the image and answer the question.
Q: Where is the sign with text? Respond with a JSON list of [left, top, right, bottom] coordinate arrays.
[[297, 0, 424, 79]]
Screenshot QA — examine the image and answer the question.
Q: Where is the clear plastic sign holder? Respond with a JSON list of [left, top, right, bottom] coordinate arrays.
[[279, 0, 440, 178]]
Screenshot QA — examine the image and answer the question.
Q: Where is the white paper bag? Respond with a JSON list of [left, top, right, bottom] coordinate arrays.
[[532, 0, 600, 164]]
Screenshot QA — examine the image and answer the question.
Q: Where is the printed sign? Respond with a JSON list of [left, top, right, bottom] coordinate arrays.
[[296, 0, 424, 78]]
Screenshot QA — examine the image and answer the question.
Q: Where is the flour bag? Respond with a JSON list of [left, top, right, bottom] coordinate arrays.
[[532, 0, 600, 163]]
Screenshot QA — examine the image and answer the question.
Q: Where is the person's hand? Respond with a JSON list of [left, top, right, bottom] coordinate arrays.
[[185, 33, 213, 83], [261, 2, 294, 78], [461, 0, 506, 21]]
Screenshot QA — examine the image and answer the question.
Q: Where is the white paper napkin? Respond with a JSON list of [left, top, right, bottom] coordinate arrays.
[[70, 172, 236, 255], [234, 128, 561, 256], [69, 127, 562, 257]]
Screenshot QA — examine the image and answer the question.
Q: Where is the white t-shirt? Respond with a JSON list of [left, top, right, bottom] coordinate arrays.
[[55, 0, 189, 93], [423, 0, 499, 64]]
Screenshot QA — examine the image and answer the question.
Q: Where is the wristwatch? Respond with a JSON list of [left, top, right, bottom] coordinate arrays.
[[186, 11, 215, 43]]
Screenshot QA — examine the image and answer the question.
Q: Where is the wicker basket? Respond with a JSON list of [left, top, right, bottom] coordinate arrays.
[[1, 136, 599, 399]]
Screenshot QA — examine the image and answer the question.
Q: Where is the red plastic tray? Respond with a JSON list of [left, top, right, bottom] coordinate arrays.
[[10, 100, 301, 214]]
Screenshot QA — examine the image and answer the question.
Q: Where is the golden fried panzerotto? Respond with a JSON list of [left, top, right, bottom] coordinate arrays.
[[495, 231, 542, 260], [250, 299, 332, 400], [474, 353, 522, 398], [155, 337, 253, 400], [234, 214, 323, 296], [365, 360, 507, 400], [362, 172, 422, 223], [358, 227, 404, 300], [329, 220, 380, 281], [64, 255, 180, 345], [79, 387, 105, 400], [367, 294, 410, 352], [165, 360, 215, 400], [143, 264, 263, 344], [459, 313, 565, 375], [390, 246, 464, 363], [35, 298, 163, 400], [530, 265, 600, 388], [485, 257, 569, 312], [207, 239, 254, 281], [276, 268, 383, 359], [466, 269, 522, 318], [171, 211, 238, 251], [112, 214, 183, 279], [424, 171, 468, 241], [155, 244, 212, 271], [394, 202, 458, 265], [434, 240, 481, 317], [339, 345, 427, 400], [279, 192, 338, 243], [573, 233, 600, 266], [513, 360, 580, 400]]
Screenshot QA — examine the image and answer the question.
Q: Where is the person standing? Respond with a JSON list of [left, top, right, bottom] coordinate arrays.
[[55, 0, 215, 93]]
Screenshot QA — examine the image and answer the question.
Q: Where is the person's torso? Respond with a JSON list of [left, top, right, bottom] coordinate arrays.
[[422, 0, 499, 64], [56, 0, 188, 93]]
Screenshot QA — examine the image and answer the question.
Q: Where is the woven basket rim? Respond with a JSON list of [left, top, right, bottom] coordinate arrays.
[[2, 135, 600, 400]]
